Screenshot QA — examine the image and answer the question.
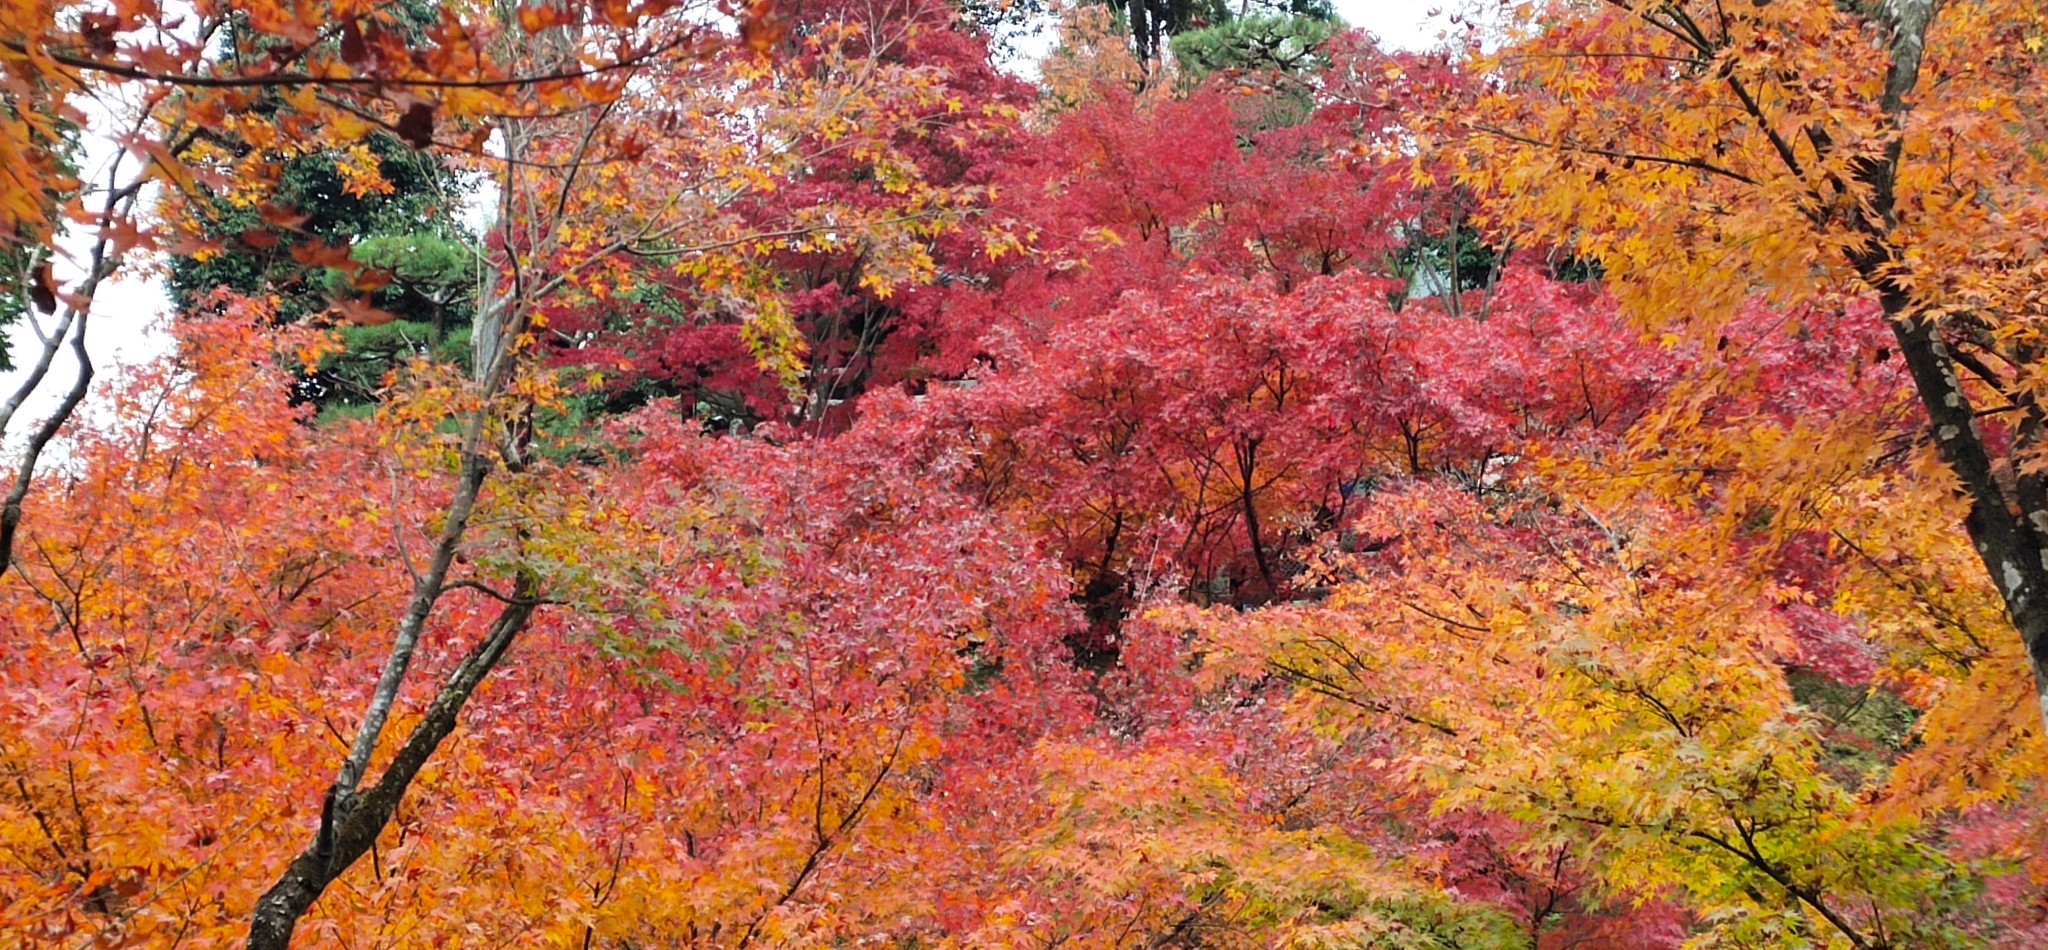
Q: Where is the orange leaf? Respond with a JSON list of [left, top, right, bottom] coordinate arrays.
[[290, 241, 358, 272], [739, 0, 786, 54], [352, 268, 395, 293], [333, 297, 397, 327]]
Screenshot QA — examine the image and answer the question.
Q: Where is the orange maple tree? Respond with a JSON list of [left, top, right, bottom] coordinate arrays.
[[1451, 0, 2048, 737]]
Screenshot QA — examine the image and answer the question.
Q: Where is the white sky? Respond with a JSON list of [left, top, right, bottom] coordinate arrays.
[[1333, 0, 1450, 50], [0, 0, 1444, 449], [0, 97, 173, 452]]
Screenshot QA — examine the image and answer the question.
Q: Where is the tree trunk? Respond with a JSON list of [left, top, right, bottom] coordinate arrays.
[[1236, 438, 1276, 602], [1860, 0, 2048, 733], [248, 587, 537, 949]]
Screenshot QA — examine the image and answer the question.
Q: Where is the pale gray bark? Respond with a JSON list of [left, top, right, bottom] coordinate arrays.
[[1855, 0, 2048, 737]]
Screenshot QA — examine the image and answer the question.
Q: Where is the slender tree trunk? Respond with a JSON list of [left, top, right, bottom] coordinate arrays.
[[242, 10, 611, 931], [1444, 209, 1463, 320], [1237, 438, 1276, 601], [0, 132, 148, 569], [1129, 0, 1151, 63], [1856, 0, 2048, 733], [1880, 306, 2048, 719], [246, 224, 544, 950], [248, 583, 538, 949], [0, 302, 91, 567]]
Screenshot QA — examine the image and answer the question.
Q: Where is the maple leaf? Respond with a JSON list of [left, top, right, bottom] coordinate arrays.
[[394, 101, 437, 150]]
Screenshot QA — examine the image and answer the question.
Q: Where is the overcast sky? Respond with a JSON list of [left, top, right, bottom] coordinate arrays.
[[1334, 0, 1448, 50], [0, 0, 1447, 445]]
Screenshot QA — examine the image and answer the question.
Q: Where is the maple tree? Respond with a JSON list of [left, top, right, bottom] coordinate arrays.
[[0, 0, 747, 562], [535, 0, 1032, 432], [1451, 0, 2048, 735], [6, 1, 993, 946], [6, 0, 2048, 947]]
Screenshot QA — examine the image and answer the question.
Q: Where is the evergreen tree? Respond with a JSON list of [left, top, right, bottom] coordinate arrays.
[[164, 5, 474, 409]]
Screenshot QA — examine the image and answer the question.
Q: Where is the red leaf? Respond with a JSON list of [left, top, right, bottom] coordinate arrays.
[[395, 101, 436, 149], [79, 12, 119, 56], [257, 205, 311, 231], [340, 20, 370, 66], [29, 261, 56, 314]]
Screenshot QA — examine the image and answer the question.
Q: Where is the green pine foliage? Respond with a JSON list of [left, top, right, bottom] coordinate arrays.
[[1170, 12, 1337, 81]]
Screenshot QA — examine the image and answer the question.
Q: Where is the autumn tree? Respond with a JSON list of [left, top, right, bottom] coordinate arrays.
[[0, 0, 711, 562], [0, 313, 1092, 946], [6, 2, 993, 947], [1454, 0, 2048, 736], [536, 0, 1033, 433]]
